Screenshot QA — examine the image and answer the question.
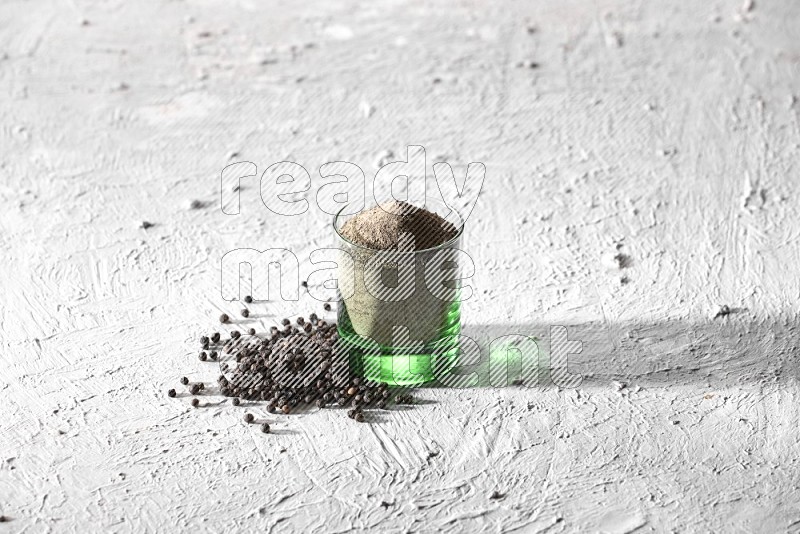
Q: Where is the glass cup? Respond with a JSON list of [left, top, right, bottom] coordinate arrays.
[[333, 199, 464, 385]]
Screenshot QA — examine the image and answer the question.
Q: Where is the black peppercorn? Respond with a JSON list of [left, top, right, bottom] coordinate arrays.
[[267, 403, 276, 413], [301, 280, 308, 288], [377, 400, 387, 409], [355, 412, 365, 423], [231, 330, 241, 339], [347, 409, 356, 419], [297, 317, 305, 326], [241, 309, 249, 318], [232, 397, 240, 406], [323, 303, 331, 311], [316, 399, 326, 408], [309, 313, 318, 322], [260, 423, 270, 433], [282, 318, 290, 326], [190, 384, 200, 395], [181, 377, 189, 385], [199, 351, 207, 361], [211, 332, 220, 343], [191, 398, 200, 408], [244, 295, 253, 303], [210, 351, 218, 360], [220, 313, 229, 323], [246, 328, 255, 336], [304, 323, 312, 333], [200, 335, 209, 345], [244, 413, 254, 423], [168, 389, 176, 397]]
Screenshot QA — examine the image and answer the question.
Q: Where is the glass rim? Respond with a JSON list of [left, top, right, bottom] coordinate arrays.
[[332, 199, 465, 254]]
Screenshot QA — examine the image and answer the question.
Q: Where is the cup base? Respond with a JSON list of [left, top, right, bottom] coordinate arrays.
[[337, 300, 461, 386]]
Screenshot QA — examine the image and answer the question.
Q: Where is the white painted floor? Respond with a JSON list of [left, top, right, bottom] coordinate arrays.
[[2, 0, 799, 532]]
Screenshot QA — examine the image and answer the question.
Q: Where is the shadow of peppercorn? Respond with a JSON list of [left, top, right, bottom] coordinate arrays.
[[223, 319, 251, 326], [393, 397, 437, 406], [356, 411, 394, 424], [269, 428, 302, 435]]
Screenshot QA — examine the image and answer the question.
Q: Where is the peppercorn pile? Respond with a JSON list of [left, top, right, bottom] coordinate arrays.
[[170, 299, 413, 430]]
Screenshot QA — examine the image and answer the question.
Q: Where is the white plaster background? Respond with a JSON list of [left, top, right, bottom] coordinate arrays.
[[1, 0, 799, 532]]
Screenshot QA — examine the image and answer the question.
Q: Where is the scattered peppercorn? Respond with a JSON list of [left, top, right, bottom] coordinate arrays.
[[220, 313, 229, 323], [191, 398, 200, 408], [244, 413, 254, 423], [301, 280, 308, 288], [168, 389, 176, 398], [260, 423, 270, 433], [190, 307, 417, 429], [244, 295, 253, 303], [199, 352, 207, 361]]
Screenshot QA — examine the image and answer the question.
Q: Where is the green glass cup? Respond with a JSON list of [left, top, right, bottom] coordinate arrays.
[[333, 200, 464, 385]]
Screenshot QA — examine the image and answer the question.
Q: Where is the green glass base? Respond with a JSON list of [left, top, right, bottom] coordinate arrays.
[[337, 300, 461, 386]]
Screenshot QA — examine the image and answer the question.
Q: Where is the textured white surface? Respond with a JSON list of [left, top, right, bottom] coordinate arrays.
[[2, 0, 800, 532]]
